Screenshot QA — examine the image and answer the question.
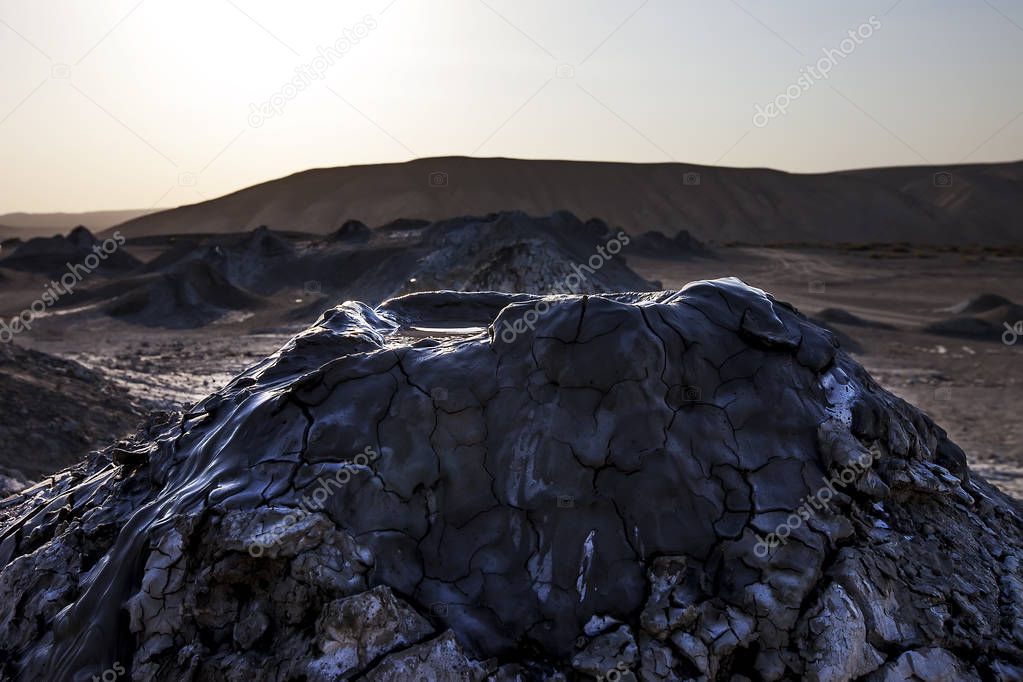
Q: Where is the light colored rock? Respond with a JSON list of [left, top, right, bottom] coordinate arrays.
[[308, 585, 434, 680], [572, 625, 638, 676], [799, 583, 885, 681], [366, 631, 490, 681]]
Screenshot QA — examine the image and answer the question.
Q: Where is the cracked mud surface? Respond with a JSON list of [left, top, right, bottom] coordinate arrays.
[[1, 278, 1022, 680]]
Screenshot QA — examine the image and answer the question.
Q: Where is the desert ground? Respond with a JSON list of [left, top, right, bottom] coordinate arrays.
[[2, 220, 1020, 497]]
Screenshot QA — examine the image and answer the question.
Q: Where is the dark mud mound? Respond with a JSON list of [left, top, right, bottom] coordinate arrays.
[[137, 225, 404, 306], [815, 307, 895, 330], [66, 226, 100, 251], [38, 215, 655, 330], [943, 293, 1014, 315], [331, 219, 372, 242], [924, 316, 1002, 340], [0, 226, 140, 277], [0, 343, 144, 496], [322, 211, 657, 302], [141, 227, 296, 295], [924, 296, 1023, 341], [199, 227, 296, 294], [2, 278, 1022, 680], [378, 217, 431, 233], [631, 229, 709, 258], [406, 210, 656, 295], [291, 211, 658, 316], [137, 237, 203, 273], [103, 260, 265, 328], [289, 246, 419, 305]]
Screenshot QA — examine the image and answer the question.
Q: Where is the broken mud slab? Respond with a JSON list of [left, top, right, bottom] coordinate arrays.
[[1, 279, 1022, 680]]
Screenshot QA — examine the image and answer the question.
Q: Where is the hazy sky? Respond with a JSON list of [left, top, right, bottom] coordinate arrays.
[[1, 0, 1022, 213]]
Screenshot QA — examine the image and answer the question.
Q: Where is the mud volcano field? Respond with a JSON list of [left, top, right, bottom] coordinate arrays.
[[0, 207, 1021, 681], [2, 279, 1022, 681], [0, 212, 662, 498]]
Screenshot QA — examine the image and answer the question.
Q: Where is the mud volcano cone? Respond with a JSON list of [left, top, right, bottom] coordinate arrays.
[[1, 278, 1021, 681]]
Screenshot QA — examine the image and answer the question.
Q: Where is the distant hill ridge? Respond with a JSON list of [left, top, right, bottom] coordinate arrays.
[[0, 209, 154, 238], [87, 156, 1023, 244]]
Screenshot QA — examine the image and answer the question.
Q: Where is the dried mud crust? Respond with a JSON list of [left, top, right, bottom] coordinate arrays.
[[1, 278, 1021, 681]]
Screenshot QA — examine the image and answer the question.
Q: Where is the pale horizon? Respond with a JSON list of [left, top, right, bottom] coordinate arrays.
[[2, 0, 1022, 213]]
